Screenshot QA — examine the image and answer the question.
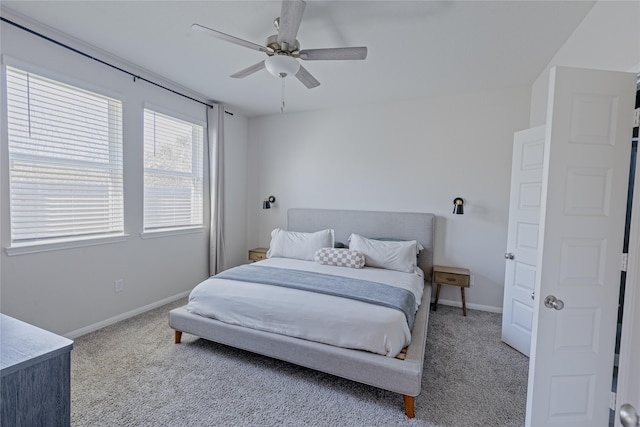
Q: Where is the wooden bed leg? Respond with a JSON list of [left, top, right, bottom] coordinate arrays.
[[174, 330, 182, 344], [403, 395, 415, 419]]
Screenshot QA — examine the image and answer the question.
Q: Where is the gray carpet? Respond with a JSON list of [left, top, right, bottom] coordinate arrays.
[[71, 299, 528, 426]]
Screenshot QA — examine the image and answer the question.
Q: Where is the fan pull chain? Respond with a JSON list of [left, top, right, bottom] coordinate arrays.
[[280, 77, 286, 113]]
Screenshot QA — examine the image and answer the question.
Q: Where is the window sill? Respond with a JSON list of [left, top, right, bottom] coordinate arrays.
[[5, 234, 130, 256], [140, 226, 205, 239]]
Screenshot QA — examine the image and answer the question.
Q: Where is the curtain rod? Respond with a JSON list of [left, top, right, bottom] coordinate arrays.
[[1, 16, 233, 115]]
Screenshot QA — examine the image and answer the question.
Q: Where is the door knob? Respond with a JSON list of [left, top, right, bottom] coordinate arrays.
[[544, 295, 564, 310], [620, 403, 639, 427], [504, 252, 515, 260], [531, 291, 535, 300]]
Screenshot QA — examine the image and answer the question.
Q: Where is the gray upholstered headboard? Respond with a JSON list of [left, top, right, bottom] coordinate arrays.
[[287, 208, 435, 279]]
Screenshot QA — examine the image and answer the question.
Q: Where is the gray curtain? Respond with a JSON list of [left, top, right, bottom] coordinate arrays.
[[207, 105, 225, 275]]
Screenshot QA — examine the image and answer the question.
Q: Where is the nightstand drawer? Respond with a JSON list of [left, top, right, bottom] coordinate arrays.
[[434, 271, 470, 287], [248, 248, 268, 262]]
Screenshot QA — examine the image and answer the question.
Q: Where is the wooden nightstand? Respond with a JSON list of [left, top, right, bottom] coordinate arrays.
[[433, 265, 471, 316], [248, 247, 268, 262]]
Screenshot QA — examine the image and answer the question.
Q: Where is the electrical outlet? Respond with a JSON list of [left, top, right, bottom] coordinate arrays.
[[114, 279, 124, 293], [470, 275, 475, 286]]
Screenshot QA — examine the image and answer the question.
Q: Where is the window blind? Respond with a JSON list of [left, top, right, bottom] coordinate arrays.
[[6, 66, 124, 244], [143, 109, 203, 231]]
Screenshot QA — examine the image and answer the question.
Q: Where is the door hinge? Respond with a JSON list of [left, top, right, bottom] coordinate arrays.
[[622, 253, 629, 272], [610, 391, 617, 411], [634, 108, 640, 128]]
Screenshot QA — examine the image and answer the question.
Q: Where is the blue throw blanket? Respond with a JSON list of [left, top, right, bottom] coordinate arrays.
[[214, 264, 416, 330]]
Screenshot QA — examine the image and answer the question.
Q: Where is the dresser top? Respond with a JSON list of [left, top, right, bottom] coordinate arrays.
[[1, 313, 73, 377]]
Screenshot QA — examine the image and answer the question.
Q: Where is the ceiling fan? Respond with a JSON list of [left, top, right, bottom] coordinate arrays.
[[192, 0, 367, 89]]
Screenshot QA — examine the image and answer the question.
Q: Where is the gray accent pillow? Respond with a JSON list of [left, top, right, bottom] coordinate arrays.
[[314, 248, 365, 269]]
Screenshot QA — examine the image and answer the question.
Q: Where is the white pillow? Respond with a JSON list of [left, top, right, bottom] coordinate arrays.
[[267, 228, 335, 261], [348, 233, 421, 273]]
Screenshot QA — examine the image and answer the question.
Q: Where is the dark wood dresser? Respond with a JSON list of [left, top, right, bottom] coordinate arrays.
[[1, 313, 73, 426]]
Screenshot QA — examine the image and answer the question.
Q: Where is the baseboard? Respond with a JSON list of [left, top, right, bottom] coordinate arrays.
[[431, 298, 503, 314], [64, 290, 190, 339]]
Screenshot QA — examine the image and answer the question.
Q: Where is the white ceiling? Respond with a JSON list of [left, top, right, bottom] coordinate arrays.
[[1, 1, 596, 117]]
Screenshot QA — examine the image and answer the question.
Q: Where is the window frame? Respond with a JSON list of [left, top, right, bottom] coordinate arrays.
[[3, 60, 127, 255], [141, 105, 205, 236]]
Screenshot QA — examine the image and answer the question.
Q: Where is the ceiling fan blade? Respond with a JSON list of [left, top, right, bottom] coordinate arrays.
[[295, 65, 320, 89], [192, 24, 269, 54], [299, 47, 368, 61], [277, 0, 306, 47], [230, 61, 266, 79]]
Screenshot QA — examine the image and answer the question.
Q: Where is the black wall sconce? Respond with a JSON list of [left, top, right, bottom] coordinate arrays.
[[263, 195, 276, 209], [453, 197, 464, 214]]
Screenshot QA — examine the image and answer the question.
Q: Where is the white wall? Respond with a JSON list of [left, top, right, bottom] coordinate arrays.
[[247, 87, 532, 311], [530, 0, 640, 126], [0, 14, 248, 335]]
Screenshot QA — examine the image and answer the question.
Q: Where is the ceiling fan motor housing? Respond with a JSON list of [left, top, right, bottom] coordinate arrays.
[[266, 34, 300, 56]]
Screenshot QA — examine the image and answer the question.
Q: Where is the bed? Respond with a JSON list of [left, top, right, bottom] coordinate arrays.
[[169, 208, 434, 418]]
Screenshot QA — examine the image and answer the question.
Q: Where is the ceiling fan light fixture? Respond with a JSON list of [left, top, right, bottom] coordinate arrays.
[[265, 55, 300, 78]]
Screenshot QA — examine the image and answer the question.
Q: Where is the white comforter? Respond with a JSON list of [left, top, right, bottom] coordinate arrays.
[[187, 258, 425, 357]]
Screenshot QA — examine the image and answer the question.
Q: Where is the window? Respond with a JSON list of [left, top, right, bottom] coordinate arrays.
[[6, 66, 124, 246], [143, 109, 204, 232]]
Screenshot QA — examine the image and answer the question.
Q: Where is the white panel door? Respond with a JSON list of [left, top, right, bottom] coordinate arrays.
[[526, 67, 636, 427], [616, 133, 640, 426], [502, 125, 546, 357]]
